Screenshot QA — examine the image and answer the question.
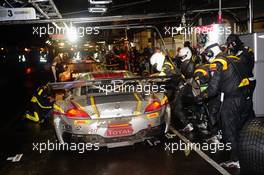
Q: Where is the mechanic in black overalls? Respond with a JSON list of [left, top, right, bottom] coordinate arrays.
[[25, 84, 54, 123], [194, 64, 221, 142], [198, 42, 251, 169], [227, 34, 256, 119], [172, 47, 197, 132]]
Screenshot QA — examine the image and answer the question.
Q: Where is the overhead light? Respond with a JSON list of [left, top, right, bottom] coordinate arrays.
[[89, 0, 112, 5], [66, 27, 78, 42], [88, 7, 107, 13]]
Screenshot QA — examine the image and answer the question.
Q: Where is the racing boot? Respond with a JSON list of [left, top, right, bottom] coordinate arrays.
[[206, 135, 221, 144], [181, 123, 194, 133], [220, 161, 240, 169]]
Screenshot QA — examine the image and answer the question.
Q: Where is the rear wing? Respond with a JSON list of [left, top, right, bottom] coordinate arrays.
[[48, 75, 181, 90]]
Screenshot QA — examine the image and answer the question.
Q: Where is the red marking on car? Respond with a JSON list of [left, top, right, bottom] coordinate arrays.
[[92, 72, 125, 79], [106, 123, 133, 137]]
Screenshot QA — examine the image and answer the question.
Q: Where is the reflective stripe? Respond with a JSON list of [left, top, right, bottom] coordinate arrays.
[[31, 96, 52, 109], [161, 95, 168, 105], [25, 112, 39, 122], [90, 96, 99, 118], [239, 78, 250, 87], [38, 89, 43, 96], [194, 69, 208, 76], [209, 63, 217, 70], [53, 104, 64, 113], [133, 93, 142, 115], [164, 62, 174, 70], [227, 55, 240, 60], [212, 58, 228, 70], [159, 61, 175, 75]]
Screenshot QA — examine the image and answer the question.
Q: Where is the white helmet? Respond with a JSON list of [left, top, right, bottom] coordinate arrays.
[[202, 42, 221, 63], [150, 52, 165, 71], [178, 47, 192, 62]]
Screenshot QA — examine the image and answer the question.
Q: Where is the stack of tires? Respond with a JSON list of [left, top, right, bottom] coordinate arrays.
[[239, 117, 264, 175]]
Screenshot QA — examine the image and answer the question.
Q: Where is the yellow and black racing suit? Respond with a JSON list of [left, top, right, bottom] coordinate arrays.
[[231, 46, 256, 118], [159, 60, 177, 76], [200, 53, 251, 161], [194, 64, 221, 136], [173, 60, 196, 128], [25, 85, 53, 122]]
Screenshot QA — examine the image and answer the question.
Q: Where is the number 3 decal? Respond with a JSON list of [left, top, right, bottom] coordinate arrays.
[[7, 10, 13, 17]]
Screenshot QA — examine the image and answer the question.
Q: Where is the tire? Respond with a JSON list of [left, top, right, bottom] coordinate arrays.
[[239, 117, 264, 175]]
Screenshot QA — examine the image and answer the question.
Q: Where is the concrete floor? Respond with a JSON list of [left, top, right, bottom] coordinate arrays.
[[0, 118, 241, 175]]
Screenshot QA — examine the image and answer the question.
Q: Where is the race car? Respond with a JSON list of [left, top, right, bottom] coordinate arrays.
[[51, 70, 171, 148]]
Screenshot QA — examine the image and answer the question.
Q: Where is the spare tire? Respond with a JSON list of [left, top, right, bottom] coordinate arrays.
[[239, 117, 264, 174]]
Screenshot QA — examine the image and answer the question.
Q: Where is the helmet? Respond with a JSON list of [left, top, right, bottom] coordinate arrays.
[[178, 47, 192, 62], [202, 42, 221, 63], [226, 34, 243, 54], [150, 52, 165, 71]]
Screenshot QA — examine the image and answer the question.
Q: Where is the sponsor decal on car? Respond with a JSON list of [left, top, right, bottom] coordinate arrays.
[[74, 120, 90, 125], [147, 112, 159, 119], [92, 72, 125, 79], [106, 123, 133, 137]]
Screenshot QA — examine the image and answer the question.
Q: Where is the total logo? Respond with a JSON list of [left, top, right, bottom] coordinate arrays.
[[106, 123, 133, 137]]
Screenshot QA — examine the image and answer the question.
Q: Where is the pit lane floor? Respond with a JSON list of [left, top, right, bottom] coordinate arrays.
[[0, 117, 241, 175]]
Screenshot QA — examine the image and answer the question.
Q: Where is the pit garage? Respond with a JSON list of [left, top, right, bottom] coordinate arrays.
[[0, 1, 264, 175]]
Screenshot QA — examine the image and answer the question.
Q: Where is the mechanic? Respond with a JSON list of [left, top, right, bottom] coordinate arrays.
[[226, 34, 256, 118], [25, 84, 54, 123], [183, 41, 194, 55], [150, 47, 182, 106], [198, 42, 252, 169], [51, 52, 65, 82], [194, 64, 221, 143], [150, 47, 177, 76], [173, 47, 197, 132]]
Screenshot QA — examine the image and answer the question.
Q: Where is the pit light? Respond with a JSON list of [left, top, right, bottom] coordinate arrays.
[[66, 27, 78, 43]]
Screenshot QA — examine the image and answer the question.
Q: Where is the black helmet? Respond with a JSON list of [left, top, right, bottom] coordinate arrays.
[[226, 34, 243, 54], [184, 41, 191, 48]]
